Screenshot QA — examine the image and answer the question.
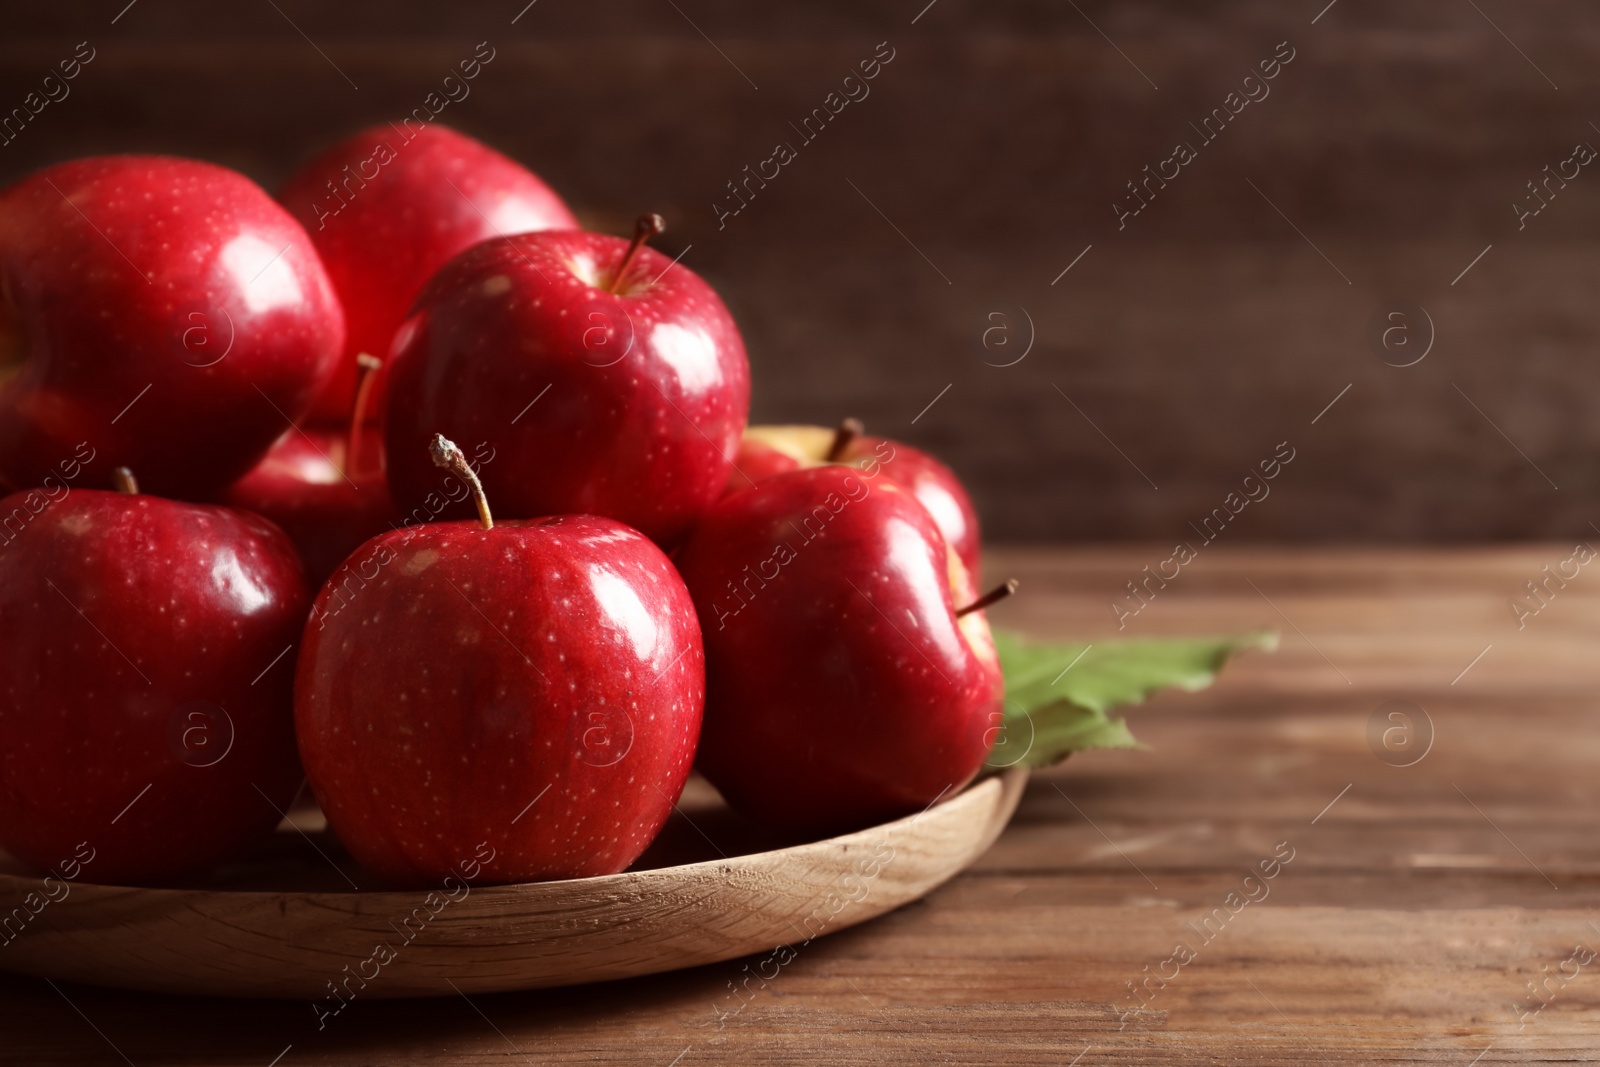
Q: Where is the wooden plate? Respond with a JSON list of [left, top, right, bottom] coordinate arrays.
[[0, 768, 1026, 999]]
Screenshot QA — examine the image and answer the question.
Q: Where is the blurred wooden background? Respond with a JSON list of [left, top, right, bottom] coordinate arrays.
[[2, 1, 1595, 542]]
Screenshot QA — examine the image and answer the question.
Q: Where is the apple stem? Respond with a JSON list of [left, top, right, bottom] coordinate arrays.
[[110, 467, 139, 495], [956, 579, 1018, 618], [826, 417, 864, 462], [345, 353, 383, 473], [607, 214, 666, 293], [428, 433, 493, 530]]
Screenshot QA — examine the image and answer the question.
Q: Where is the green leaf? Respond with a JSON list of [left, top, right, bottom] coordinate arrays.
[[996, 628, 1279, 715], [989, 628, 1277, 769]]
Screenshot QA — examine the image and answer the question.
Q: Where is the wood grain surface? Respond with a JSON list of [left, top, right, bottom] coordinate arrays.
[[0, 771, 1026, 999], [2, 544, 1595, 1064], [2, 2, 1596, 540]]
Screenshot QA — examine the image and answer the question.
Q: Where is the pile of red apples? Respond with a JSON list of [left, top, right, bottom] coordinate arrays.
[[0, 125, 1008, 888]]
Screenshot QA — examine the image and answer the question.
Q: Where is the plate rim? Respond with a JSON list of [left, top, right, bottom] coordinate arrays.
[[0, 767, 1028, 906]]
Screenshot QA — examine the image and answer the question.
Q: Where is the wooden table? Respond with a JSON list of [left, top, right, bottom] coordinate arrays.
[[3, 546, 1596, 1064]]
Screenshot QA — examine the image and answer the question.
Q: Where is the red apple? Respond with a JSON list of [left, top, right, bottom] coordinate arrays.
[[295, 436, 706, 886], [675, 465, 1008, 834], [727, 420, 982, 576], [0, 155, 344, 498], [277, 123, 577, 424], [222, 354, 399, 584], [383, 215, 749, 547], [0, 470, 310, 884]]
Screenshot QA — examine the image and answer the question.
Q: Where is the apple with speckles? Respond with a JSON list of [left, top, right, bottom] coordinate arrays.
[[277, 123, 577, 424], [383, 215, 749, 547], [0, 468, 311, 884], [222, 354, 399, 585], [0, 155, 344, 499], [676, 464, 1010, 835], [726, 419, 982, 577], [294, 436, 705, 886]]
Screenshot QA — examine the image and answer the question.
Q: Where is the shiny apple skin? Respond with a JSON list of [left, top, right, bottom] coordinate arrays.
[[0, 156, 345, 499], [221, 427, 398, 586], [383, 230, 750, 547], [676, 466, 1002, 835], [0, 489, 310, 884], [729, 426, 982, 577], [294, 514, 705, 886], [278, 124, 577, 424], [723, 437, 802, 492]]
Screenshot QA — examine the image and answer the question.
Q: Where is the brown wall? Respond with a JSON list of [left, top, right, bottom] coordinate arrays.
[[2, 2, 1595, 542]]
